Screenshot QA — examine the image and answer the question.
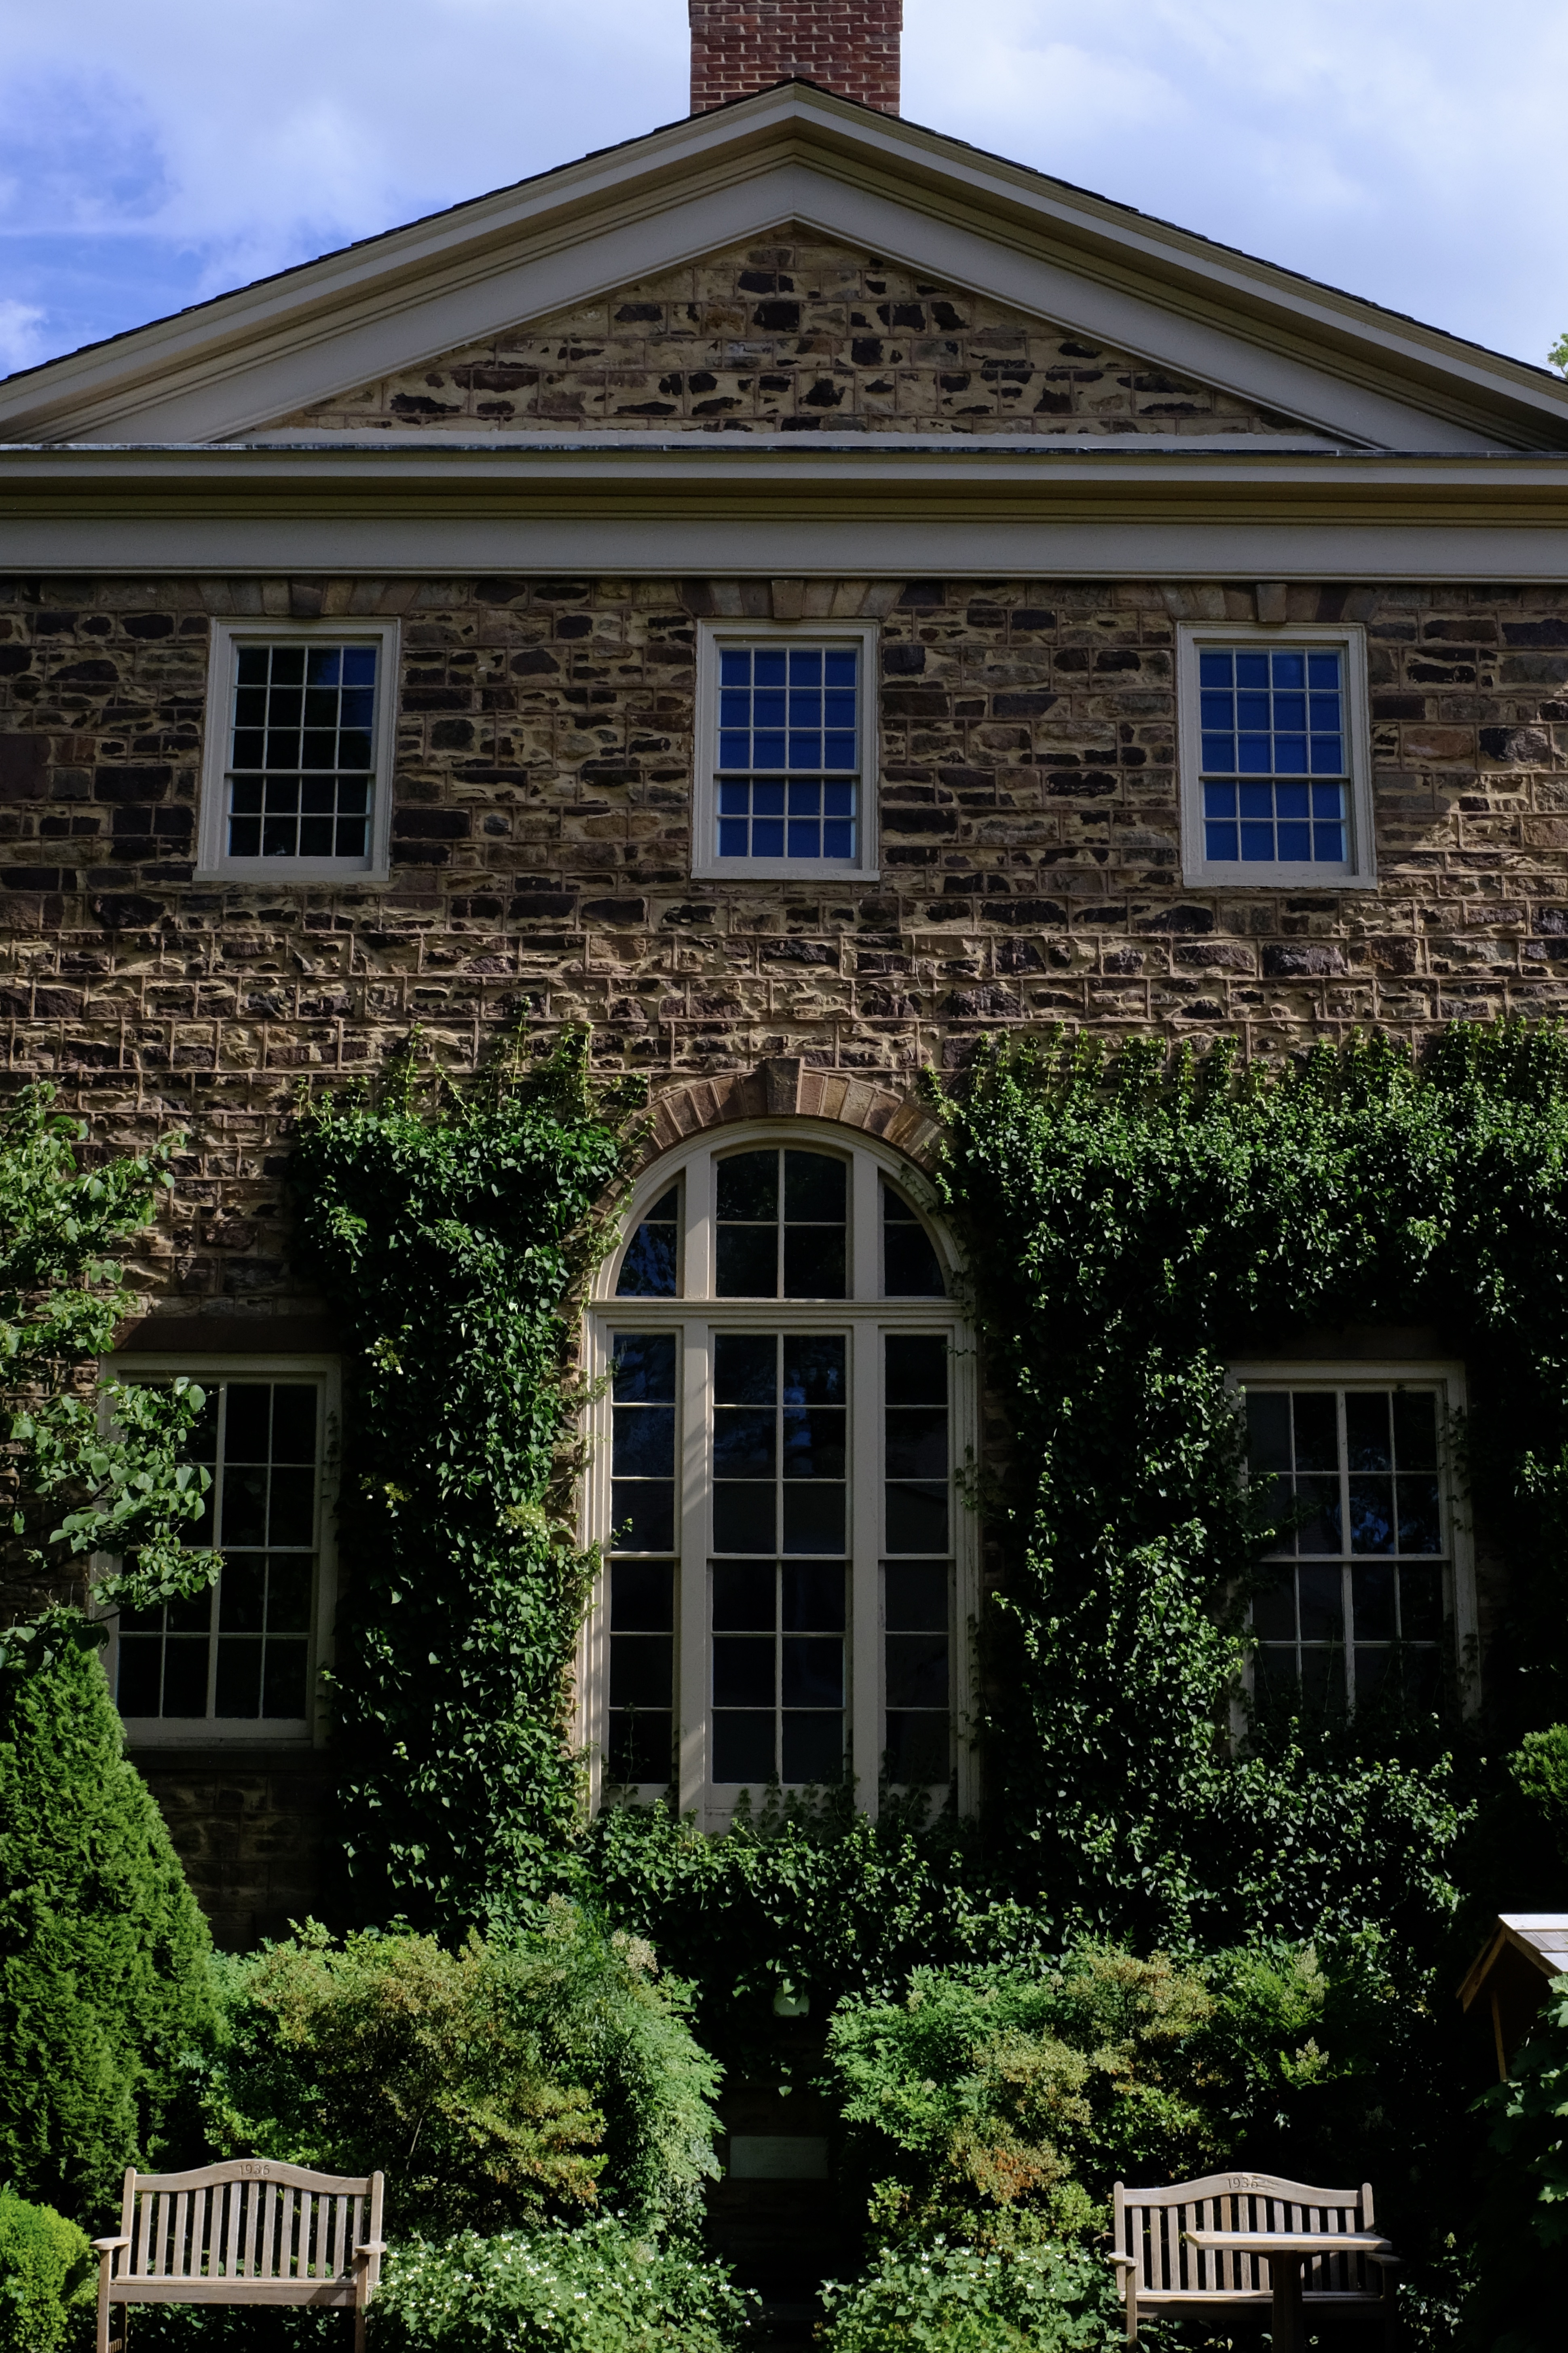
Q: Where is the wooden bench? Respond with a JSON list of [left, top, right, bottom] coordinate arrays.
[[1108, 2171, 1399, 2345], [93, 2159, 385, 2353]]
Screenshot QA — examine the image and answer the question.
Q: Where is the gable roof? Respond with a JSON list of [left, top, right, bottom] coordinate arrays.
[[2, 81, 1565, 454]]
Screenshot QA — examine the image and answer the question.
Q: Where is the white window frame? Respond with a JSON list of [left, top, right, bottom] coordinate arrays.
[[196, 620, 400, 884], [692, 620, 881, 883], [580, 1123, 975, 1831], [97, 1353, 340, 1747], [1178, 622, 1376, 891], [1229, 1359, 1477, 1717]]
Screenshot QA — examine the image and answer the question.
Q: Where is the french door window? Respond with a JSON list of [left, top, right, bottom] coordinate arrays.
[[590, 1129, 972, 1826]]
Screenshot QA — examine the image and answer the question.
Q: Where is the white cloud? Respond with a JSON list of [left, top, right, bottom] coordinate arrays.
[[0, 299, 47, 372]]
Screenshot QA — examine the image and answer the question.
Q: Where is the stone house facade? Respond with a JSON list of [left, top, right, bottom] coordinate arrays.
[[3, 4, 1568, 1948]]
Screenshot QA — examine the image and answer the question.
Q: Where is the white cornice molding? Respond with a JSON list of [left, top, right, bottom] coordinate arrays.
[[0, 85, 1564, 454], [4, 443, 1568, 577]]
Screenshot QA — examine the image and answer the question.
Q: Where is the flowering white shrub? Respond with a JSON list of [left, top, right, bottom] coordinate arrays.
[[375, 2215, 756, 2351], [819, 2236, 1120, 2353]]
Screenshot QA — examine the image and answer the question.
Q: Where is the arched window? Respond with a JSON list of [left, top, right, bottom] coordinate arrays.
[[582, 1124, 975, 1830]]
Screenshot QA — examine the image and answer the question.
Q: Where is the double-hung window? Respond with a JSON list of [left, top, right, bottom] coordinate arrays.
[[198, 621, 399, 881], [1236, 1364, 1475, 1716], [693, 623, 879, 881], [101, 1357, 338, 1744], [587, 1131, 970, 1828], [1178, 625, 1375, 888]]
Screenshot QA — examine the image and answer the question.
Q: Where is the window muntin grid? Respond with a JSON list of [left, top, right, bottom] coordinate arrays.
[[1245, 1384, 1446, 1712], [1199, 647, 1348, 866], [883, 1334, 951, 1783], [115, 1381, 320, 1723], [227, 643, 378, 861], [615, 1185, 680, 1298], [710, 1331, 848, 1786], [607, 1333, 677, 1784], [715, 645, 859, 863], [715, 1149, 847, 1299]]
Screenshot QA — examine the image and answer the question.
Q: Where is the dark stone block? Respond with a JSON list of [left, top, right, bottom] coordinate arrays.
[[0, 736, 48, 799], [751, 301, 801, 331], [400, 689, 472, 711], [123, 615, 175, 640], [52, 660, 119, 684], [882, 644, 926, 675], [393, 809, 470, 839], [992, 691, 1059, 717], [881, 809, 957, 836], [990, 899, 1067, 929], [91, 893, 167, 929], [1136, 905, 1215, 935], [94, 766, 172, 802], [580, 898, 647, 925], [1, 868, 61, 890], [508, 894, 577, 920], [881, 687, 949, 717], [1263, 944, 1348, 977]]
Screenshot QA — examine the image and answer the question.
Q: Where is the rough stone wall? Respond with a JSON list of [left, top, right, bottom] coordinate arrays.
[[689, 0, 902, 117], [267, 237, 1315, 438], [2, 564, 1566, 1298], [133, 1752, 338, 1950], [3, 563, 1553, 1925]]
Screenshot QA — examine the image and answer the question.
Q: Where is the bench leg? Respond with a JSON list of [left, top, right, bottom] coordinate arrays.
[[354, 2303, 366, 2353]]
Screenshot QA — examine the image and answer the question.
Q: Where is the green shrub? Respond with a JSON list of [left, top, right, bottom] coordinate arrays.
[[819, 2235, 1120, 2353], [827, 1937, 1421, 2252], [194, 1900, 721, 2235], [375, 2215, 755, 2352], [0, 2188, 93, 2353], [1511, 1726, 1568, 1870], [0, 1638, 212, 2213]]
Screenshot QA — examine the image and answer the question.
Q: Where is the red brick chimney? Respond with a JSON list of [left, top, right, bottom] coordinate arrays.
[[689, 2, 902, 116]]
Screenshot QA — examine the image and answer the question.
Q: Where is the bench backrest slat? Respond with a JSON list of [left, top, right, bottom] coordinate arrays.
[[1114, 2172, 1373, 2298], [118, 2168, 375, 2288]]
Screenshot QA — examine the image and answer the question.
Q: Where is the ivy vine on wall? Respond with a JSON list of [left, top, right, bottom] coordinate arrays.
[[289, 1021, 1568, 1982], [290, 1037, 626, 1929]]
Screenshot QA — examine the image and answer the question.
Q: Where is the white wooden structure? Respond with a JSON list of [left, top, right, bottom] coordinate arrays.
[[1458, 1913, 1568, 2079], [1108, 2171, 1399, 2344], [93, 2160, 385, 2352]]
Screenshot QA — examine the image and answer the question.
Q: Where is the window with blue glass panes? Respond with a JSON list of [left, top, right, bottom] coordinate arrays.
[[716, 645, 858, 861], [226, 643, 378, 861], [1199, 647, 1348, 865]]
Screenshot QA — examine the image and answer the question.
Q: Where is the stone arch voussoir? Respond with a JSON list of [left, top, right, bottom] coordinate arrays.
[[633, 1058, 944, 1177]]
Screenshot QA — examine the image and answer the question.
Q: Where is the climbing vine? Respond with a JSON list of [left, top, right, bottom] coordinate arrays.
[[934, 1022, 1568, 1953], [290, 1035, 626, 1928], [289, 1020, 1568, 1978]]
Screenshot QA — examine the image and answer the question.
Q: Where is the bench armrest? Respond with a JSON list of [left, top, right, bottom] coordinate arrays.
[[1103, 2252, 1137, 2270], [1366, 2253, 1399, 2272], [92, 2237, 131, 2254], [355, 2242, 389, 2258]]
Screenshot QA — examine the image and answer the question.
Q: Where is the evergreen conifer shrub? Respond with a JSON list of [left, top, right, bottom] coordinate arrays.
[[0, 1639, 212, 2214]]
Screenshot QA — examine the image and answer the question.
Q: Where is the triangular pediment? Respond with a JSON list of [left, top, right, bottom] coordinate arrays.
[[3, 83, 1564, 453], [257, 231, 1327, 441]]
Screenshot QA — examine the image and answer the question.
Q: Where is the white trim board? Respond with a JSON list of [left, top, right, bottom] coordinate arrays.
[[1, 85, 1563, 452], [8, 513, 1568, 579]]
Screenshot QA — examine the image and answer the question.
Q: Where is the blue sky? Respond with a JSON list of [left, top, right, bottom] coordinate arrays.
[[0, 0, 1562, 382]]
